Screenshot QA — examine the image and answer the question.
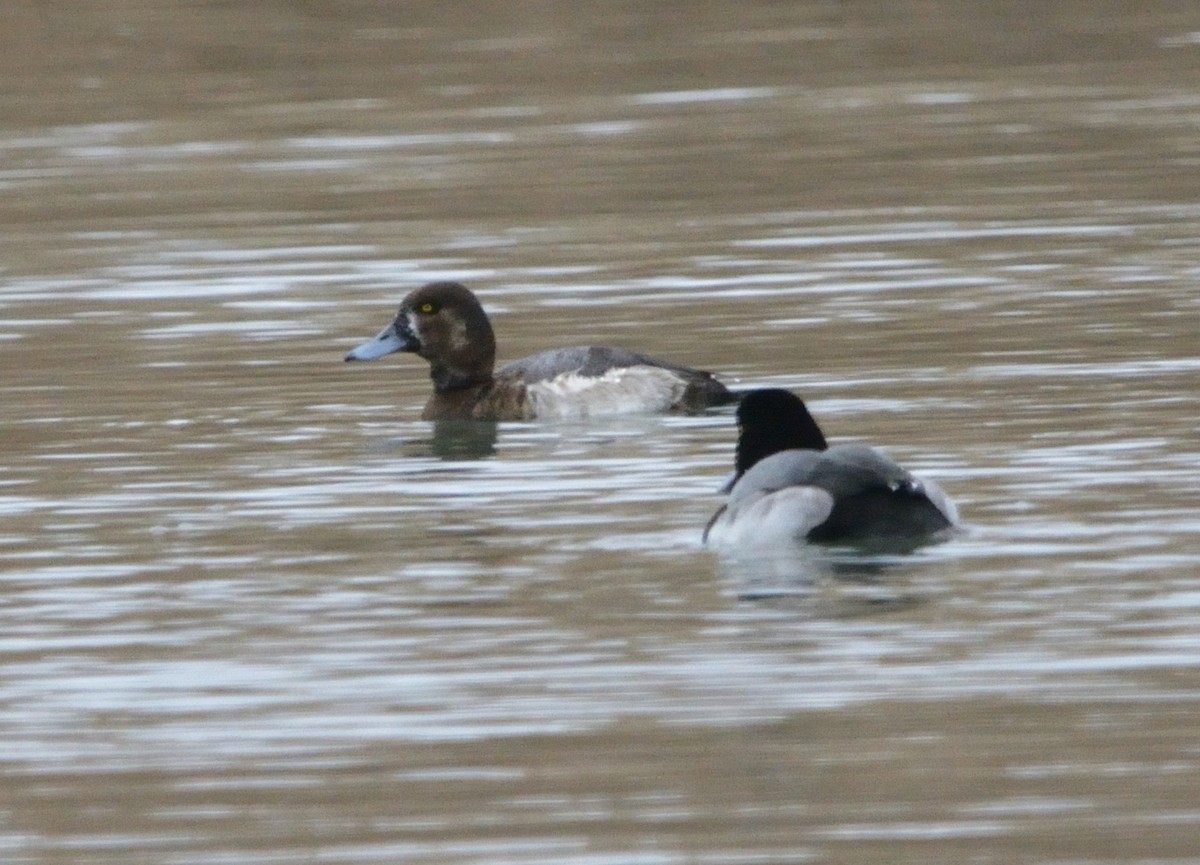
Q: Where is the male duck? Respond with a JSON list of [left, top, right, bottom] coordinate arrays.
[[704, 389, 959, 550], [345, 281, 735, 420]]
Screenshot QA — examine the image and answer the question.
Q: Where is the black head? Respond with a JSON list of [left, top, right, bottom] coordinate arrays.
[[734, 388, 828, 476]]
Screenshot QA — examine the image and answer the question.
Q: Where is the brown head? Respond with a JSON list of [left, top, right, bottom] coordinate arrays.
[[345, 281, 498, 393]]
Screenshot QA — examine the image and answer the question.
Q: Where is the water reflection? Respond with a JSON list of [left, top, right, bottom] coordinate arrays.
[[4, 1, 1200, 862], [714, 540, 958, 609], [424, 420, 502, 459]]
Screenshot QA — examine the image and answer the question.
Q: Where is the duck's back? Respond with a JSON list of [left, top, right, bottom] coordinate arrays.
[[498, 346, 651, 382]]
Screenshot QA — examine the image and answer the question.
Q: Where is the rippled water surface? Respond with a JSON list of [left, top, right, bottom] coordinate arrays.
[[3, 2, 1200, 863]]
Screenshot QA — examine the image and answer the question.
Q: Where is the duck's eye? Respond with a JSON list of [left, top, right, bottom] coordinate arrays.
[[418, 302, 438, 314]]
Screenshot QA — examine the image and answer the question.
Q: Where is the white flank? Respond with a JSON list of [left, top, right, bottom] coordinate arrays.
[[526, 366, 688, 419], [705, 487, 835, 547]]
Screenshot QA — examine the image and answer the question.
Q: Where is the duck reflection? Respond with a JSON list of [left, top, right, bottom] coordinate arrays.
[[428, 420, 499, 459], [715, 542, 942, 617]]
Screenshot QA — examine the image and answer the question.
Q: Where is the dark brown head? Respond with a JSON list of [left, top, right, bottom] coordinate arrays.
[[345, 282, 498, 393]]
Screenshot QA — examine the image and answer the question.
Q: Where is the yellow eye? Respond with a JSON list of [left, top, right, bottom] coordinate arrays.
[[419, 302, 436, 314]]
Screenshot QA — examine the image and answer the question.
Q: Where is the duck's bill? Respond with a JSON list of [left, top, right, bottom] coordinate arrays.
[[344, 320, 417, 361]]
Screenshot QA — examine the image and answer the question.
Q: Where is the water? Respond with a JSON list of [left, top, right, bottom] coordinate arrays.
[[3, 2, 1200, 862]]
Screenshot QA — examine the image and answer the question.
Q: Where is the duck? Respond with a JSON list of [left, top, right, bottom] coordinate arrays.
[[704, 389, 960, 550], [345, 281, 736, 420]]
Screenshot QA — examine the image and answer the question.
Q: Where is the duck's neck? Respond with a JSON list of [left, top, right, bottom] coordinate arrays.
[[430, 363, 491, 395]]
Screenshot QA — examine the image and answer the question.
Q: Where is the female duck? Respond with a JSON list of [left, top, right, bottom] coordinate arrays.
[[704, 389, 959, 550], [346, 281, 735, 421]]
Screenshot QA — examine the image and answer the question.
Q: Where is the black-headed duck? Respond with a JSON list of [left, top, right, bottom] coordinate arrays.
[[345, 281, 736, 420], [704, 389, 960, 550]]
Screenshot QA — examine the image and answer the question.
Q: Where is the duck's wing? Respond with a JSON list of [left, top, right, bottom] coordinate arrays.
[[499, 347, 734, 407], [523, 366, 689, 419], [803, 445, 959, 544], [501, 343, 734, 412], [726, 449, 830, 507], [820, 444, 958, 523], [705, 449, 836, 545], [498, 347, 586, 383], [498, 347, 648, 384]]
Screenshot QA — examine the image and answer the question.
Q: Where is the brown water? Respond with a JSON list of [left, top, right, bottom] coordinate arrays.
[[3, 2, 1200, 863]]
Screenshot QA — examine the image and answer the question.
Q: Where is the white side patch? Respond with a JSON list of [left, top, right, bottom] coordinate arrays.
[[705, 487, 835, 547], [526, 366, 688, 419]]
